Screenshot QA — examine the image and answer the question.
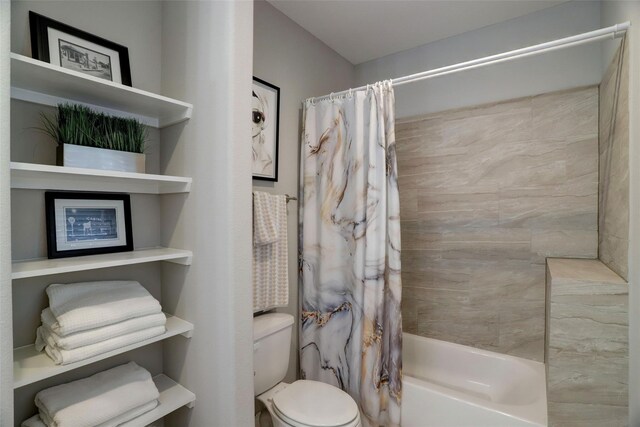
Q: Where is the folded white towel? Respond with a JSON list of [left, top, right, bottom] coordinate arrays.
[[253, 191, 280, 246], [24, 400, 159, 427], [37, 309, 166, 350], [36, 325, 167, 365], [35, 362, 159, 427], [21, 415, 45, 427], [38, 325, 166, 365], [46, 281, 162, 335], [253, 193, 289, 312]]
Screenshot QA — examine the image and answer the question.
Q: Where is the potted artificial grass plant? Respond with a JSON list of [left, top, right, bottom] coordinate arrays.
[[41, 103, 147, 173]]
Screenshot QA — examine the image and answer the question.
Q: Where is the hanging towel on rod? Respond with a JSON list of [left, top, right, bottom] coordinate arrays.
[[252, 191, 289, 312], [253, 191, 279, 245]]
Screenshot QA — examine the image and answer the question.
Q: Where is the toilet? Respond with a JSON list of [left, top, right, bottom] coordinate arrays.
[[254, 313, 361, 427]]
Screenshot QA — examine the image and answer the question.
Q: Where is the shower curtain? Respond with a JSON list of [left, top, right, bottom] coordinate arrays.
[[299, 81, 402, 427]]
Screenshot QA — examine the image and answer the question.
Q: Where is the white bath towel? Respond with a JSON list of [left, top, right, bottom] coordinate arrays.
[[253, 193, 289, 312], [38, 309, 166, 350], [253, 191, 279, 246], [21, 415, 46, 427], [23, 401, 158, 427], [46, 281, 162, 335], [35, 362, 159, 427], [37, 325, 166, 365]]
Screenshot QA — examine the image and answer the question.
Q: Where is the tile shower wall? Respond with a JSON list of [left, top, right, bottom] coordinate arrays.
[[396, 86, 599, 361], [546, 258, 628, 426], [599, 42, 629, 280]]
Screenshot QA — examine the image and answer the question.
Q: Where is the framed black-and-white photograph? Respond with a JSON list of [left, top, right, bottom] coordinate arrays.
[[29, 11, 132, 86], [45, 192, 133, 259], [252, 77, 280, 181]]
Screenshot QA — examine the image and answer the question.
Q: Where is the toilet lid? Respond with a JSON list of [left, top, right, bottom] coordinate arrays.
[[272, 380, 359, 427]]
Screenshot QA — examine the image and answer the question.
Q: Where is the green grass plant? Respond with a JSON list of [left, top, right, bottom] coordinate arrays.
[[40, 103, 147, 154]]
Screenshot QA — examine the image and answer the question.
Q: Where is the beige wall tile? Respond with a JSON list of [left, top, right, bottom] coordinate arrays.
[[531, 229, 598, 263], [531, 86, 598, 139], [548, 402, 627, 427], [396, 86, 599, 361], [599, 42, 630, 280], [547, 258, 628, 426]]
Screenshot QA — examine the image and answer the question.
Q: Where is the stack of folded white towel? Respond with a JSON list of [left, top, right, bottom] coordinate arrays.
[[35, 281, 166, 365], [22, 361, 160, 427]]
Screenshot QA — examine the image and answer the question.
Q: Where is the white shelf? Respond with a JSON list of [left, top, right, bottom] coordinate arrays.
[[13, 315, 194, 389], [122, 374, 196, 426], [11, 162, 192, 194], [10, 53, 193, 128], [12, 247, 193, 280]]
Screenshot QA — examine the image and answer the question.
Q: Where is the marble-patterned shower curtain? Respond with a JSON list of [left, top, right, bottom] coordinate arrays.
[[299, 81, 402, 427]]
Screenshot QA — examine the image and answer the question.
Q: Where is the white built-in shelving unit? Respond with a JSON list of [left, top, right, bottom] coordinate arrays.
[[9, 54, 196, 425]]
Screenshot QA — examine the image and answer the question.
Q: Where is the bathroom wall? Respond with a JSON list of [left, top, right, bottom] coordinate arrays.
[[160, 2, 255, 425], [252, 0, 355, 382], [397, 86, 599, 361], [600, 2, 640, 423], [0, 2, 12, 425], [599, 41, 629, 280], [355, 1, 602, 118]]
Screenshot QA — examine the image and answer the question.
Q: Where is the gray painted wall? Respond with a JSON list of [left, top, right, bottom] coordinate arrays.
[[600, 2, 640, 424], [252, 0, 355, 383], [355, 1, 603, 118], [0, 2, 13, 426], [11, 1, 162, 93], [160, 2, 255, 426]]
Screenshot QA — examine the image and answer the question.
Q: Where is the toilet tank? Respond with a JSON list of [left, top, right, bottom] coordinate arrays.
[[253, 313, 294, 396]]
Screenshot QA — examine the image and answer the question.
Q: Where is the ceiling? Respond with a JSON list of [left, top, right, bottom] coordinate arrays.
[[267, 0, 568, 64]]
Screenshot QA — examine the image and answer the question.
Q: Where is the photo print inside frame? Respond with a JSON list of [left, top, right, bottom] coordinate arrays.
[[29, 11, 132, 86], [252, 77, 280, 181], [45, 192, 133, 259]]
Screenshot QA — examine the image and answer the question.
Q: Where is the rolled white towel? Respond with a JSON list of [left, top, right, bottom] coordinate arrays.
[[35, 362, 159, 427], [37, 309, 166, 350], [46, 281, 162, 335], [38, 325, 166, 365]]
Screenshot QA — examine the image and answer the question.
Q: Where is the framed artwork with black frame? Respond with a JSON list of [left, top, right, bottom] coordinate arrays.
[[252, 77, 280, 182], [29, 11, 132, 86], [45, 192, 134, 259]]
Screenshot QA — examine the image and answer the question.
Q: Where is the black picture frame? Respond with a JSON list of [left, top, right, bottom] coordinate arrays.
[[252, 76, 280, 182], [45, 192, 134, 259], [29, 11, 132, 86]]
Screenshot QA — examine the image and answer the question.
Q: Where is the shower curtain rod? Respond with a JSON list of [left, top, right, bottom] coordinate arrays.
[[310, 21, 630, 103]]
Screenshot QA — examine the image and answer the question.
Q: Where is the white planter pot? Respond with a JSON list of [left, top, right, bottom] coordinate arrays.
[[57, 144, 145, 173]]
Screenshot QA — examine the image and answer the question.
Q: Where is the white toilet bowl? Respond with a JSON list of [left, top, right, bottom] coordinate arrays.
[[257, 380, 361, 427]]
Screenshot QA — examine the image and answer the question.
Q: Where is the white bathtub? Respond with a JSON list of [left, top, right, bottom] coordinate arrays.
[[401, 333, 547, 427]]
